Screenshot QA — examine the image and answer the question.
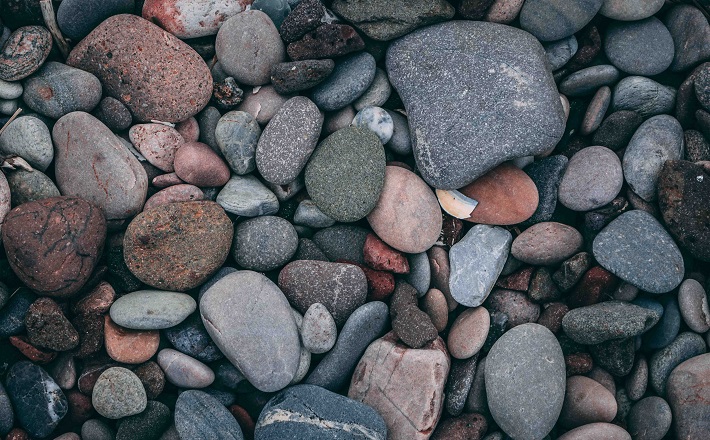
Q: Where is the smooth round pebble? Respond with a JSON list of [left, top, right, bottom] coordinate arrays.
[[92, 367, 147, 419], [558, 146, 623, 211], [22, 61, 102, 119], [678, 279, 710, 333], [352, 106, 394, 144], [512, 222, 583, 266], [109, 290, 196, 330], [612, 76, 676, 118], [173, 142, 230, 187], [0, 115, 53, 171], [104, 316, 160, 364], [604, 18, 674, 76], [232, 215, 298, 272], [157, 348, 215, 389], [519, 0, 603, 42], [560, 375, 617, 428], [580, 86, 611, 136], [557, 423, 631, 440], [143, 184, 205, 211], [447, 307, 490, 359], [301, 303, 337, 354], [627, 396, 672, 440], [311, 52, 376, 111]]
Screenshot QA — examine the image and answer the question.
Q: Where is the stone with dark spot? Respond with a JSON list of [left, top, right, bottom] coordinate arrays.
[[25, 298, 79, 351], [2, 196, 106, 298], [287, 24, 365, 61], [0, 26, 51, 81], [22, 62, 102, 119]]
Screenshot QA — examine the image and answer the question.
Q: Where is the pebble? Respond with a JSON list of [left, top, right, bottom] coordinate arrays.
[[593, 210, 685, 294], [558, 146, 623, 211], [520, 0, 602, 42], [310, 225, 367, 263], [293, 199, 335, 228], [270, 59, 334, 95], [237, 86, 290, 126], [562, 301, 660, 345], [665, 4, 710, 72], [133, 361, 165, 400], [423, 288, 449, 332], [658, 160, 710, 262], [511, 222, 582, 265], [0, 78, 22, 99], [142, 0, 249, 39], [25, 298, 79, 351], [557, 423, 631, 440], [404, 252, 430, 297], [81, 419, 115, 440], [387, 21, 564, 189], [593, 110, 643, 151], [649, 332, 707, 396], [362, 233, 408, 274], [143, 184, 205, 211], [232, 215, 298, 271], [22, 62, 102, 119], [485, 324, 565, 440], [445, 355, 479, 416], [305, 127, 385, 222], [0, 288, 36, 338], [163, 313, 223, 363], [301, 303, 337, 354], [109, 290, 196, 330], [685, 130, 710, 162], [0, 382, 12, 436], [559, 65, 620, 97], [200, 271, 301, 392], [545, 36, 578, 71], [666, 353, 710, 439], [522, 155, 568, 225], [115, 400, 171, 440], [92, 367, 146, 419], [0, 98, 18, 115], [93, 97, 133, 132], [311, 52, 376, 111], [53, 112, 148, 220], [157, 348, 214, 389], [678, 279, 710, 333], [389, 281, 438, 349], [385, 110, 412, 155], [256, 96, 323, 185], [56, 0, 134, 41], [279, 260, 367, 326], [627, 396, 672, 440], [486, 288, 541, 327], [611, 76, 676, 118], [580, 86, 611, 136], [348, 332, 449, 440], [367, 166, 442, 253], [287, 24, 365, 61], [278, 0, 324, 42], [174, 390, 243, 440], [600, 0, 663, 20], [353, 69, 391, 111], [124, 201, 232, 291], [448, 307, 490, 359], [623, 115, 684, 202], [560, 375, 617, 428], [305, 301, 389, 391], [0, 115, 53, 171], [67, 14, 212, 123], [643, 297, 681, 351], [604, 18, 674, 76], [129, 123, 184, 173], [214, 111, 261, 175], [173, 142, 230, 187], [449, 225, 512, 307], [0, 26, 52, 81], [352, 106, 393, 144], [104, 315, 160, 364]]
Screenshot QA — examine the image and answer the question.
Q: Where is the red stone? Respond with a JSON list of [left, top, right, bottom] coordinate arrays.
[[432, 413, 488, 440], [65, 390, 95, 425], [363, 233, 410, 274], [337, 259, 395, 301], [567, 266, 618, 309], [496, 266, 534, 291], [173, 142, 231, 187], [566, 352, 594, 376], [72, 281, 116, 315], [5, 428, 29, 440], [537, 302, 569, 334], [229, 405, 256, 440], [8, 336, 56, 363]]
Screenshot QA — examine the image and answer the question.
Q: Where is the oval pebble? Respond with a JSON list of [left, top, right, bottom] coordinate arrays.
[[143, 184, 205, 211], [600, 0, 664, 21], [175, 390, 243, 440], [649, 332, 707, 396], [0, 26, 52, 81], [353, 68, 391, 111], [558, 146, 623, 211], [0, 78, 22, 99], [604, 17, 674, 76], [215, 110, 262, 175], [311, 52, 376, 111], [173, 142, 230, 187], [511, 222, 583, 265], [352, 106, 393, 144], [301, 303, 337, 354], [627, 396, 672, 440], [580, 86, 611, 136], [611, 76, 676, 118], [157, 348, 215, 389], [678, 279, 710, 333], [519, 0, 602, 42], [104, 316, 160, 364], [666, 353, 710, 439], [92, 367, 147, 419], [109, 290, 196, 330], [0, 115, 53, 171], [557, 423, 631, 440], [559, 65, 620, 97], [232, 215, 298, 272], [560, 375, 617, 428], [22, 61, 102, 119], [447, 307, 490, 359], [142, 0, 249, 39]]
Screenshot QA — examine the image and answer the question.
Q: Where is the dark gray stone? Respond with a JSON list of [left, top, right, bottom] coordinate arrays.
[[233, 216, 298, 271], [270, 59, 334, 94], [198, 106, 222, 152], [520, 0, 603, 42], [0, 288, 36, 337], [445, 355, 478, 417], [93, 97, 133, 132], [311, 225, 369, 264], [627, 396, 672, 440], [163, 314, 224, 363], [665, 4, 710, 72], [544, 36, 578, 71], [604, 17, 674, 76], [255, 384, 387, 439], [593, 210, 685, 293], [81, 419, 115, 440], [600, 0, 664, 20], [116, 400, 171, 440], [612, 76, 676, 118], [0, 382, 13, 436], [558, 65, 620, 97], [561, 301, 661, 345], [293, 238, 329, 261], [589, 337, 635, 377], [405, 252, 430, 297], [386, 21, 565, 189], [626, 355, 648, 401], [522, 155, 568, 226], [643, 297, 681, 351], [57, 0, 134, 41], [6, 168, 59, 205], [22, 61, 102, 119], [649, 332, 707, 396], [592, 110, 643, 151], [311, 52, 376, 111], [175, 390, 244, 440]]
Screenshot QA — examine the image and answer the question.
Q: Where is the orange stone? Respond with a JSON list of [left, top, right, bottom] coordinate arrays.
[[104, 316, 159, 364], [457, 162, 539, 225]]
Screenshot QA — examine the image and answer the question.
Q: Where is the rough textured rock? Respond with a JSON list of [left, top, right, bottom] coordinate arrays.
[[0, 26, 52, 81], [561, 301, 660, 345], [25, 297, 80, 351], [92, 367, 147, 419]]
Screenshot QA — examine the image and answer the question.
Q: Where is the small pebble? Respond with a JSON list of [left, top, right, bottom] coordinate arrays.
[[301, 303, 337, 354]]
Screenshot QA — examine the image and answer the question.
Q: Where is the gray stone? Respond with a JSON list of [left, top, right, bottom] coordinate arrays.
[[163, 313, 223, 363], [604, 18, 674, 76], [649, 332, 706, 395], [0, 115, 53, 171], [294, 238, 329, 261], [580, 86, 612, 136], [627, 396, 671, 440], [520, 0, 603, 42], [232, 216, 299, 271], [5, 168, 59, 206], [485, 323, 566, 440], [216, 174, 279, 217], [545, 36, 578, 71], [666, 353, 710, 439], [665, 4, 710, 72], [445, 355, 479, 416], [93, 96, 133, 132], [115, 400, 171, 440], [386, 21, 565, 189], [625, 355, 648, 401], [92, 367, 147, 419], [449, 225, 512, 307], [385, 110, 411, 155], [175, 390, 243, 440], [643, 297, 681, 351], [22, 61, 102, 119], [197, 106, 221, 152], [406, 252, 431, 297], [522, 155, 569, 226], [109, 290, 196, 330], [558, 146, 623, 211], [353, 68, 391, 111], [600, 0, 664, 21], [293, 200, 335, 228], [561, 301, 661, 345], [301, 303, 337, 354], [57, 0, 134, 41], [306, 301, 389, 391], [0, 380, 14, 436], [0, 78, 22, 99], [157, 348, 215, 389], [612, 76, 676, 118], [200, 271, 301, 392], [311, 52, 376, 111], [237, 85, 290, 126], [593, 210, 685, 293], [215, 111, 262, 175], [256, 96, 323, 185], [678, 279, 710, 333], [590, 338, 635, 377], [81, 419, 115, 440], [559, 65, 620, 97], [311, 225, 369, 264]]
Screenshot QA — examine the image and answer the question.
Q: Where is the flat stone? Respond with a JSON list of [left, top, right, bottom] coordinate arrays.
[[665, 4, 710, 72], [293, 200, 335, 228], [387, 21, 564, 189], [512, 222, 582, 266], [175, 390, 243, 440], [200, 271, 301, 392], [92, 367, 146, 419], [559, 146, 623, 211], [142, 0, 249, 39], [485, 323, 565, 440], [67, 14, 212, 122], [486, 289, 541, 327], [0, 115, 53, 172], [311, 52, 376, 111], [520, 0, 603, 42], [144, 184, 204, 211], [157, 348, 214, 388], [109, 290, 196, 330], [557, 423, 631, 440], [593, 210, 684, 293], [627, 396, 672, 440], [649, 332, 707, 396], [561, 301, 661, 345], [129, 123, 184, 172], [232, 215, 298, 271], [611, 76, 676, 118], [0, 26, 51, 81], [666, 353, 710, 439], [560, 375, 617, 428], [580, 86, 612, 135], [559, 65, 620, 97], [214, 111, 261, 175]]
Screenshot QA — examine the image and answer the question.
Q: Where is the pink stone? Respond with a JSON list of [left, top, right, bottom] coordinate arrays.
[[129, 123, 185, 172], [173, 141, 231, 187], [143, 184, 205, 211], [142, 0, 252, 39], [152, 173, 185, 188], [559, 376, 617, 429], [175, 117, 200, 142]]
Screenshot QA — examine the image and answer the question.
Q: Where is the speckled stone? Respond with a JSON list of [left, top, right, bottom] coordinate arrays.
[[562, 301, 660, 345], [286, 24, 365, 61], [678, 279, 710, 333], [142, 0, 249, 39], [92, 367, 147, 419], [311, 52, 376, 111], [557, 423, 631, 440], [627, 396, 672, 440], [512, 222, 582, 266], [0, 26, 52, 81], [545, 36, 578, 71], [522, 155, 568, 225], [311, 225, 369, 264], [611, 76, 676, 118], [592, 110, 643, 151], [600, 0, 663, 20], [604, 18, 674, 76], [175, 390, 243, 440], [353, 68, 391, 111], [232, 215, 298, 271], [93, 97, 133, 132], [558, 146, 623, 212], [270, 59, 334, 95]]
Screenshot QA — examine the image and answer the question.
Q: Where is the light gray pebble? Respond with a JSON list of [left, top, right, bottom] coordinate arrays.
[[109, 290, 196, 330], [0, 78, 22, 100], [558, 146, 623, 211], [301, 303, 337, 354], [92, 367, 147, 419], [0, 115, 53, 171], [215, 111, 262, 175], [293, 199, 335, 228], [353, 68, 391, 111], [216, 174, 279, 216], [612, 76, 676, 118], [290, 345, 311, 384], [157, 348, 215, 389]]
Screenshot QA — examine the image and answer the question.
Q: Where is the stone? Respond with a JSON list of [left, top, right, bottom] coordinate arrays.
[[286, 24, 365, 61], [173, 142, 230, 187], [558, 146, 623, 212], [301, 303, 337, 354], [133, 361, 165, 400], [511, 222, 582, 266], [685, 130, 710, 162], [666, 353, 710, 439], [109, 290, 196, 330], [252, 0, 291, 29], [432, 413, 487, 440], [552, 252, 592, 292], [643, 297, 682, 351], [175, 390, 244, 440], [306, 301, 389, 391], [104, 316, 160, 364], [522, 155, 568, 225], [604, 18, 674, 76], [2, 196, 105, 298], [293, 200, 334, 228], [142, 0, 250, 39], [255, 384, 386, 439], [658, 160, 710, 262], [627, 397, 672, 440], [665, 4, 710, 72], [592, 210, 685, 294], [0, 382, 12, 436], [559, 65, 620, 97], [580, 86, 612, 135], [279, 260, 367, 326], [545, 36, 578, 71], [22, 62, 102, 119], [486, 288, 541, 327], [82, 419, 116, 440], [520, 0, 602, 42], [444, 354, 479, 416], [448, 307, 489, 359], [53, 112, 148, 220], [623, 115, 684, 202], [611, 76, 676, 118], [387, 21, 564, 189], [0, 78, 22, 99], [144, 184, 205, 211], [256, 96, 323, 185], [157, 348, 214, 388], [25, 298, 79, 351], [305, 127, 385, 222], [366, 166, 441, 254], [557, 423, 631, 440], [67, 14, 212, 122], [593, 111, 643, 151], [278, 0, 325, 42], [485, 324, 566, 440], [600, 0, 663, 20], [115, 400, 171, 440], [129, 123, 185, 172], [649, 332, 707, 396], [562, 301, 660, 345], [93, 97, 133, 132], [163, 313, 223, 363], [626, 356, 648, 400], [348, 333, 449, 440], [270, 59, 334, 95], [0, 288, 36, 338], [200, 271, 301, 392], [351, 106, 393, 144], [233, 215, 298, 271], [389, 281, 438, 349], [0, 26, 51, 81], [215, 111, 262, 175], [92, 367, 146, 419], [0, 115, 53, 174], [311, 52, 376, 111], [678, 279, 710, 333], [363, 233, 409, 274], [312, 225, 368, 264], [405, 252, 430, 296], [449, 225, 512, 308], [237, 85, 290, 126], [353, 69, 391, 111], [560, 375, 617, 428]]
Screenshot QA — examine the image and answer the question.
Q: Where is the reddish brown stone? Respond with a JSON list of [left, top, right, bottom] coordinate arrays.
[[8, 335, 56, 363], [566, 24, 601, 72], [175, 117, 200, 142], [25, 297, 80, 351], [134, 361, 166, 399], [495, 266, 534, 291], [537, 302, 569, 334], [338, 260, 395, 301], [143, 184, 205, 211], [485, 289, 540, 329], [566, 352, 594, 376], [65, 389, 94, 426], [456, 0, 496, 19], [439, 213, 464, 247], [422, 288, 449, 332], [152, 172, 185, 188], [2, 196, 106, 298], [67, 14, 213, 122], [287, 24, 365, 61], [4, 428, 29, 440], [567, 266, 618, 309], [174, 142, 231, 187], [363, 233, 410, 274], [447, 307, 490, 359], [72, 281, 116, 315], [0, 25, 52, 81], [104, 316, 160, 364], [666, 353, 710, 439], [432, 412, 488, 440], [229, 405, 256, 440], [72, 313, 105, 359], [428, 246, 458, 311]]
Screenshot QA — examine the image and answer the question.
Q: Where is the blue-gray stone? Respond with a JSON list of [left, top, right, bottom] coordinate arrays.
[[0, 288, 36, 337], [593, 210, 685, 294], [643, 297, 681, 351], [311, 52, 376, 111], [612, 76, 676, 118], [600, 0, 664, 21], [215, 111, 262, 175], [386, 21, 565, 189], [233, 215, 299, 271], [255, 384, 387, 439], [109, 290, 197, 330], [351, 106, 393, 144], [544, 35, 578, 71], [561, 301, 661, 345], [604, 17, 674, 76], [385, 110, 411, 155], [163, 314, 224, 363], [558, 65, 620, 97], [522, 155, 568, 226], [520, 0, 603, 42], [198, 267, 239, 301], [311, 225, 369, 264], [665, 4, 710, 72], [216, 174, 279, 217], [0, 115, 53, 171], [0, 381, 13, 436], [649, 332, 707, 395], [22, 61, 102, 119], [57, 0, 134, 41], [293, 200, 336, 229], [175, 390, 244, 440], [406, 252, 431, 297]]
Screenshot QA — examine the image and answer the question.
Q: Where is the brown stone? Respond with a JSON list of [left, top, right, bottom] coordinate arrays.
[[129, 123, 185, 173], [363, 233, 410, 274], [431, 412, 487, 440], [349, 332, 450, 440], [566, 352, 594, 376], [72, 313, 105, 358], [287, 24, 365, 61], [390, 281, 438, 349], [175, 117, 200, 142], [2, 196, 106, 298], [528, 267, 562, 302], [67, 14, 213, 123], [104, 316, 160, 364], [65, 389, 94, 426], [0, 26, 52, 81], [134, 361, 165, 399], [25, 298, 79, 351], [4, 428, 29, 440], [174, 142, 231, 187], [495, 266, 534, 291], [666, 353, 710, 439], [8, 335, 56, 363], [440, 212, 464, 247], [123, 201, 233, 291], [567, 266, 618, 309], [537, 302, 569, 334], [338, 260, 395, 302], [511, 222, 583, 266], [447, 307, 490, 359], [72, 281, 116, 315], [458, 162, 539, 225], [428, 246, 458, 311], [144, 184, 205, 211], [229, 405, 256, 440], [560, 375, 618, 429], [553, 252, 593, 292], [423, 288, 449, 332]]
